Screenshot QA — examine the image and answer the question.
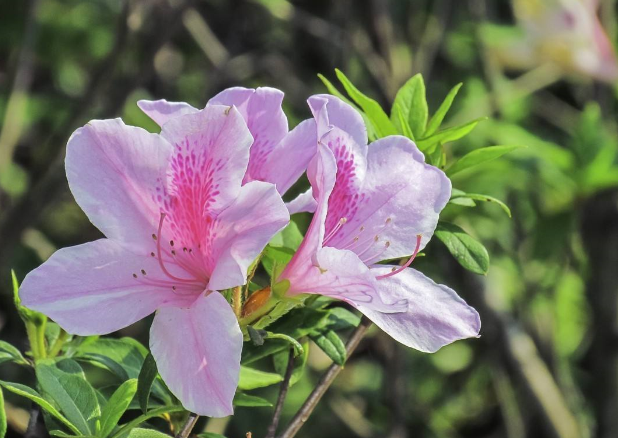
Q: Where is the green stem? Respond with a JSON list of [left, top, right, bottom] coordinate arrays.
[[48, 329, 69, 358], [25, 319, 46, 360], [109, 406, 185, 438]]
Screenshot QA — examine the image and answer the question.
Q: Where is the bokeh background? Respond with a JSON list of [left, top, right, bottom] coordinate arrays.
[[2, 1, 618, 437]]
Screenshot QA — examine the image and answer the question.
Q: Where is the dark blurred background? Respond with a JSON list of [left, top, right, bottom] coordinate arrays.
[[3, 1, 618, 437]]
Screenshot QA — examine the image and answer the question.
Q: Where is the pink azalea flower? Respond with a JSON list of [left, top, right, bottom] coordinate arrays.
[[278, 95, 481, 353], [138, 87, 317, 196], [19, 105, 290, 416]]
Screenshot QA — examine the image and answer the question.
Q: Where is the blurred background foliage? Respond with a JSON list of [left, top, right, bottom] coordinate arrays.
[[2, 0, 618, 437]]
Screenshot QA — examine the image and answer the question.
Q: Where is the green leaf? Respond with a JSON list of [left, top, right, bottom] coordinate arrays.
[[77, 353, 130, 381], [233, 393, 272, 408], [273, 341, 309, 387], [391, 74, 428, 139], [12, 270, 47, 361], [109, 406, 184, 438], [434, 222, 490, 275], [323, 307, 360, 331], [11, 270, 46, 326], [98, 379, 138, 438], [449, 197, 477, 207], [393, 105, 414, 140], [450, 191, 512, 217], [126, 428, 173, 438], [261, 246, 295, 278], [137, 353, 158, 414], [1, 386, 7, 438], [247, 326, 267, 346], [318, 73, 378, 141], [35, 358, 101, 435], [0, 380, 80, 435], [269, 221, 303, 250], [264, 333, 304, 357], [335, 69, 397, 138], [0, 340, 28, 366], [425, 83, 463, 136], [238, 366, 283, 390], [447, 145, 524, 176], [197, 433, 228, 438], [417, 118, 484, 153], [310, 330, 347, 365]]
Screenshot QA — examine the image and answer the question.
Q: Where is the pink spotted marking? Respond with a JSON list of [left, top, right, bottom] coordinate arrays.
[[376, 235, 422, 280]]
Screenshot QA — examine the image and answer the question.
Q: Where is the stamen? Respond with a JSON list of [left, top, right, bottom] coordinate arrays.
[[141, 269, 147, 275], [150, 252, 155, 257], [155, 213, 202, 284], [376, 235, 422, 280], [356, 235, 380, 258], [362, 241, 391, 265], [132, 273, 138, 278], [152, 233, 157, 241], [323, 217, 347, 245], [170, 240, 174, 247]]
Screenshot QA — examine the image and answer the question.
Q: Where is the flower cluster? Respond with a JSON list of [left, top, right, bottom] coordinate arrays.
[[20, 87, 480, 417]]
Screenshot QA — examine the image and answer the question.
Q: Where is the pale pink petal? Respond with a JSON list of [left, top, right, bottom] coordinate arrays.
[[209, 87, 289, 185], [361, 266, 481, 353], [66, 119, 172, 250], [280, 144, 336, 280], [150, 292, 242, 417], [285, 247, 406, 314], [286, 188, 317, 215], [325, 135, 451, 264], [262, 119, 317, 195], [308, 94, 367, 148], [137, 100, 198, 127], [19, 239, 192, 336], [159, 105, 253, 250], [206, 181, 289, 291]]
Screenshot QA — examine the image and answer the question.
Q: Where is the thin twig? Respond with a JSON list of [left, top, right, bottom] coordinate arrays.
[[175, 412, 199, 438], [276, 316, 372, 438], [266, 348, 296, 438]]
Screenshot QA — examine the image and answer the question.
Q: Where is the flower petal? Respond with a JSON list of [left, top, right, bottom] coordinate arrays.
[[286, 188, 317, 214], [137, 99, 198, 127], [308, 94, 367, 147], [360, 266, 481, 353], [209, 87, 289, 185], [19, 239, 191, 336], [285, 247, 405, 313], [66, 119, 172, 250], [326, 135, 451, 263], [150, 291, 242, 417], [160, 105, 253, 219], [206, 181, 289, 291]]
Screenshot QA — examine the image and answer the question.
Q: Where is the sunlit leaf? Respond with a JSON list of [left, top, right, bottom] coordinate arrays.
[[425, 82, 463, 136], [434, 222, 490, 275], [233, 393, 272, 408], [447, 145, 524, 176], [98, 379, 138, 438], [137, 353, 158, 414], [310, 330, 346, 365], [238, 366, 283, 390], [391, 73, 427, 139]]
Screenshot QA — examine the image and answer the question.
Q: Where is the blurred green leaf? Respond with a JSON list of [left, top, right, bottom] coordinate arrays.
[[108, 406, 184, 438], [0, 386, 6, 438], [233, 393, 273, 408], [0, 380, 80, 435], [98, 379, 138, 438], [0, 340, 28, 366], [391, 73, 428, 139], [269, 221, 303, 250], [310, 330, 346, 365], [447, 145, 524, 176], [323, 307, 360, 331], [238, 366, 283, 390], [137, 353, 158, 414], [126, 428, 173, 438], [450, 189, 512, 217], [35, 358, 101, 435], [435, 222, 490, 275], [426, 83, 463, 136], [335, 69, 397, 138]]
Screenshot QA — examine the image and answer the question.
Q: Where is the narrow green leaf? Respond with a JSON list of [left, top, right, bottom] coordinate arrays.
[[0, 380, 80, 435], [264, 333, 304, 357], [273, 341, 309, 387], [126, 428, 173, 438], [391, 74, 428, 138], [0, 340, 28, 366], [233, 393, 273, 408], [261, 246, 294, 278], [310, 330, 347, 365], [1, 386, 7, 438], [417, 118, 484, 153], [324, 307, 360, 331], [76, 353, 130, 381], [335, 69, 397, 138], [109, 406, 184, 438], [98, 379, 138, 438], [425, 83, 463, 136], [450, 191, 512, 217], [434, 222, 490, 275], [35, 358, 101, 435], [318, 73, 378, 141], [393, 105, 414, 140], [238, 367, 283, 390], [197, 433, 228, 438], [449, 197, 477, 207], [447, 145, 524, 176], [137, 353, 158, 414]]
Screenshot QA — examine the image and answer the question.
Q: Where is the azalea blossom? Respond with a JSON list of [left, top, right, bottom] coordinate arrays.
[[277, 95, 480, 352], [19, 105, 290, 416], [138, 87, 316, 197]]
